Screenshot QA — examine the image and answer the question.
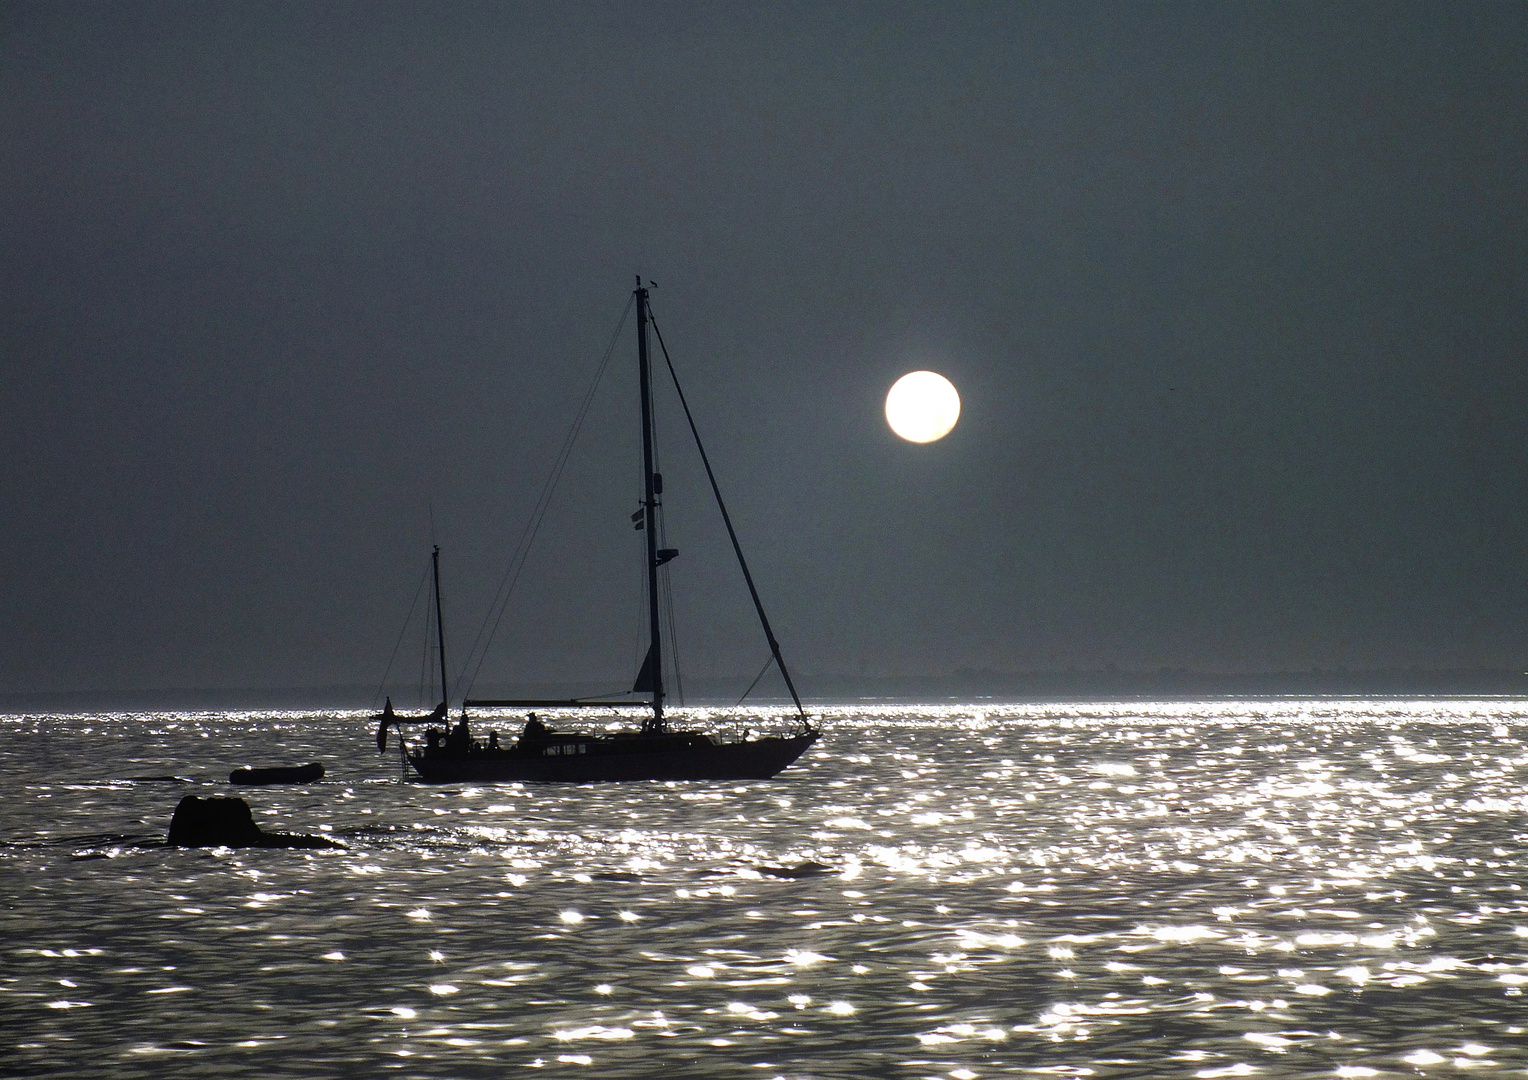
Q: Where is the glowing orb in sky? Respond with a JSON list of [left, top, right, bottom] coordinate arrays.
[[885, 370, 960, 443]]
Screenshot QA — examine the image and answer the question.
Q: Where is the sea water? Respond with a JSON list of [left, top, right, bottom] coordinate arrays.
[[3, 700, 1527, 1079]]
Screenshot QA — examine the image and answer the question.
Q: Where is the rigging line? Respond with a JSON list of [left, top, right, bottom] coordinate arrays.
[[648, 312, 809, 723], [418, 596, 432, 710], [460, 317, 625, 699], [459, 295, 635, 700], [427, 502, 441, 701], [665, 568, 684, 707], [654, 466, 683, 708], [661, 535, 684, 708], [372, 565, 432, 709], [737, 654, 776, 707], [632, 513, 645, 690]]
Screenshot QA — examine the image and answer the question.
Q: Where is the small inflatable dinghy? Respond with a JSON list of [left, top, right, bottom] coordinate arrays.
[[229, 762, 325, 785]]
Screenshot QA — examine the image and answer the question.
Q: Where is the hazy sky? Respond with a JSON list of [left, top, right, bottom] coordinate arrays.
[[3, 2, 1526, 693]]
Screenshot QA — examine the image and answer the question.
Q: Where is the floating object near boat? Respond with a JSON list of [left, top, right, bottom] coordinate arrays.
[[166, 795, 341, 849], [758, 861, 834, 879], [228, 762, 325, 785]]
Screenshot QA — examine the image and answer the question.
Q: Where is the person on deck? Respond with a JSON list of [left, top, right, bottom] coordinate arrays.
[[519, 712, 550, 748]]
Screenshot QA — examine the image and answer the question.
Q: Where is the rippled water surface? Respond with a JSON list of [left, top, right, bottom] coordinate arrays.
[[5, 700, 1528, 1078]]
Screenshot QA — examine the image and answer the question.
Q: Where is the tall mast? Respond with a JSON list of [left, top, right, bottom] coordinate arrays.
[[432, 544, 449, 708], [636, 279, 665, 734]]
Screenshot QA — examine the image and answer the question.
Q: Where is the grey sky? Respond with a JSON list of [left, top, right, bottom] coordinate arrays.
[[3, 2, 1525, 693]]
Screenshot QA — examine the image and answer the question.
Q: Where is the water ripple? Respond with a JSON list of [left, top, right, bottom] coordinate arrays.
[[2, 701, 1527, 1076]]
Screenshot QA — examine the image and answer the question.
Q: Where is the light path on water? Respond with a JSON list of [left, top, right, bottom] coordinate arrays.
[[2, 700, 1527, 1078]]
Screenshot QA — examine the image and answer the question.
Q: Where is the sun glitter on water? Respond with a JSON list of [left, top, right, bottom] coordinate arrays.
[[8, 701, 1528, 1077]]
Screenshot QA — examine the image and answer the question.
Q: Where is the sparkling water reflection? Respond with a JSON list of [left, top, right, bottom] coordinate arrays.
[[3, 701, 1528, 1077]]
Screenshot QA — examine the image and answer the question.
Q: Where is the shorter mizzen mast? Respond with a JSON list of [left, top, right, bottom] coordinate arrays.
[[372, 545, 452, 759], [432, 544, 449, 711]]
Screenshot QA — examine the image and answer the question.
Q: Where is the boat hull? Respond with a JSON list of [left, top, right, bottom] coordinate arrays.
[[407, 731, 818, 783]]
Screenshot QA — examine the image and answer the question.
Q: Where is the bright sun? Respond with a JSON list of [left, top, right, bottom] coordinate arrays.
[[885, 370, 960, 443]]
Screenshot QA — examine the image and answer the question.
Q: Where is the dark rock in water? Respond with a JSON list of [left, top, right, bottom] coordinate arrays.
[[166, 796, 342, 849], [759, 861, 834, 879], [168, 795, 263, 846], [229, 762, 324, 785]]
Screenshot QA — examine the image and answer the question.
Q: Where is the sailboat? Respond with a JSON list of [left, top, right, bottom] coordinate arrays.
[[374, 280, 819, 782]]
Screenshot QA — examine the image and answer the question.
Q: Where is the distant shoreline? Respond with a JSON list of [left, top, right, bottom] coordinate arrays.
[[4, 668, 1526, 713]]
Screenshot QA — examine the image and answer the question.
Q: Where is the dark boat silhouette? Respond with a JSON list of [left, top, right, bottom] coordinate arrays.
[[375, 281, 818, 782]]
